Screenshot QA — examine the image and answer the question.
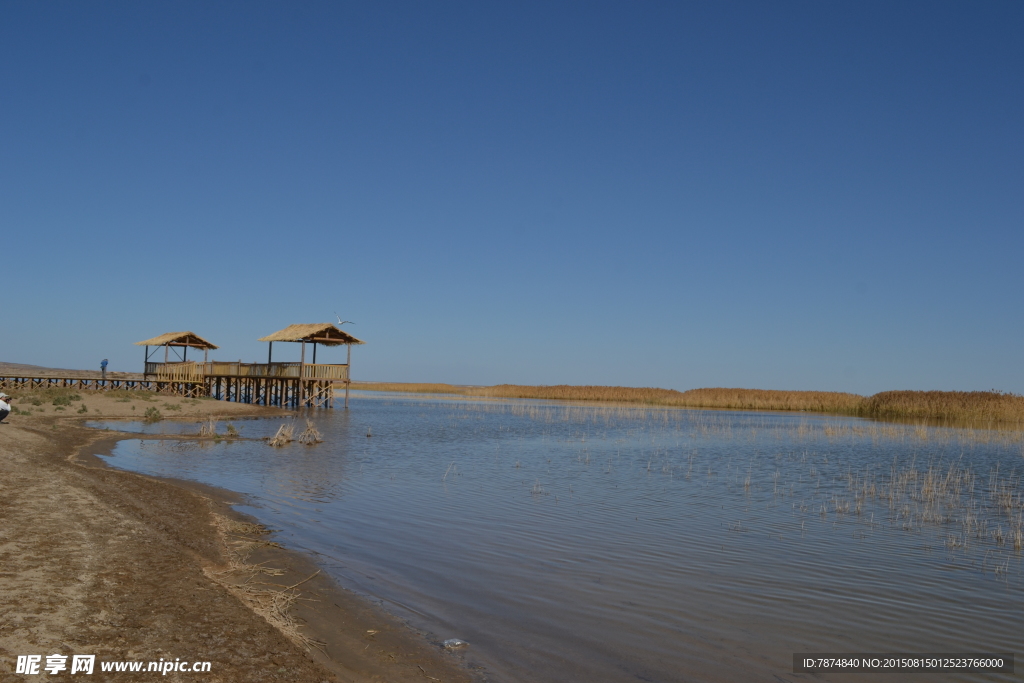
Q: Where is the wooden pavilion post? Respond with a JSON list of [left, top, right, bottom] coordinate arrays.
[[344, 343, 351, 409], [299, 340, 306, 407]]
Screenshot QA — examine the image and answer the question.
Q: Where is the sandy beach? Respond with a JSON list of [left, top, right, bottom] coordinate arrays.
[[0, 391, 473, 682]]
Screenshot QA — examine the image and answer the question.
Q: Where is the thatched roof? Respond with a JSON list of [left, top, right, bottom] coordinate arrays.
[[134, 332, 219, 350], [258, 323, 364, 346]]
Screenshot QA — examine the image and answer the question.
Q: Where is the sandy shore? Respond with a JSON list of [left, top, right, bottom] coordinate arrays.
[[0, 392, 474, 682]]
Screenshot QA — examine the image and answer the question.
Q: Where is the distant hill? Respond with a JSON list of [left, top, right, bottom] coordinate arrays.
[[0, 362, 140, 379], [0, 362, 83, 374]]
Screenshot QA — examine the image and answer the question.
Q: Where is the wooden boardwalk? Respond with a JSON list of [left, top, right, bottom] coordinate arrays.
[[0, 374, 198, 395], [1, 362, 349, 408]]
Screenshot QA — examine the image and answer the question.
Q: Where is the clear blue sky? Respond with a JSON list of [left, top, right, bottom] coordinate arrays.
[[2, 2, 1021, 395]]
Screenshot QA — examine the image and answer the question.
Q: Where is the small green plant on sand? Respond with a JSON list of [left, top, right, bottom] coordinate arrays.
[[143, 407, 163, 422], [225, 423, 239, 438], [13, 388, 82, 407], [163, 402, 182, 411], [77, 404, 88, 414]]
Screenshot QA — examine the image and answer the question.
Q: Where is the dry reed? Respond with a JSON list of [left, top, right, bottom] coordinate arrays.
[[198, 418, 218, 437], [351, 383, 1024, 424], [861, 390, 1024, 423], [208, 515, 323, 651], [267, 423, 294, 447], [296, 420, 323, 445]]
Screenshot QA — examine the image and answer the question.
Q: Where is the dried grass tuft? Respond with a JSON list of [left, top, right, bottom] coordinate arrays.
[[198, 418, 218, 437], [297, 420, 323, 445], [267, 423, 294, 447]]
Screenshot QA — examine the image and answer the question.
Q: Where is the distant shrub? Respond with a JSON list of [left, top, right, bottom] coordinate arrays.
[[143, 407, 163, 422]]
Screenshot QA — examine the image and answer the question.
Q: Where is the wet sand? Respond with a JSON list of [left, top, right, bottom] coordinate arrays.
[[0, 392, 474, 682]]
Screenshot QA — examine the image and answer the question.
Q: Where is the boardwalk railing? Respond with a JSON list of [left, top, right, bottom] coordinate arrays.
[[145, 361, 349, 382], [0, 375, 186, 394], [149, 361, 205, 382]]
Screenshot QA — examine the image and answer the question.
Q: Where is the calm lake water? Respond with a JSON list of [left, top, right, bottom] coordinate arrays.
[[90, 394, 1024, 682]]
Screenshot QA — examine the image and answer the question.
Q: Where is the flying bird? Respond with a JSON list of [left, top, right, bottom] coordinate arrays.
[[335, 312, 355, 326]]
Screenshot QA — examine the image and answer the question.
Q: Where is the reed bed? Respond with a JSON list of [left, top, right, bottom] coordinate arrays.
[[430, 397, 1024, 565], [861, 390, 1024, 423], [351, 382, 1024, 425]]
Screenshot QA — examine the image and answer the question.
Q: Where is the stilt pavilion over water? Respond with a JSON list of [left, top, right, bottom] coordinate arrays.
[[137, 324, 364, 408]]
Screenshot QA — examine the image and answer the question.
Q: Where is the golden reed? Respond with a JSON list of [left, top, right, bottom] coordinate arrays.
[[349, 383, 1024, 424]]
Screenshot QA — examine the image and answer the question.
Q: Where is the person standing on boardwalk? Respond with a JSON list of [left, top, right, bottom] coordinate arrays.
[[101, 358, 108, 379], [0, 393, 11, 423]]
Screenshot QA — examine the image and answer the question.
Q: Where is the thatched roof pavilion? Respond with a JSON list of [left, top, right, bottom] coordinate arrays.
[[258, 323, 364, 346], [135, 332, 219, 350], [135, 331, 218, 366], [258, 323, 364, 365]]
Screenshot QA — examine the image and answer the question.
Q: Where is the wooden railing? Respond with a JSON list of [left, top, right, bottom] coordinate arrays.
[[301, 364, 349, 380], [147, 361, 205, 382], [145, 362, 349, 381]]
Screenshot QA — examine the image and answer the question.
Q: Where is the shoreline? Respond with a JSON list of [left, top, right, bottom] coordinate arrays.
[[0, 392, 474, 682]]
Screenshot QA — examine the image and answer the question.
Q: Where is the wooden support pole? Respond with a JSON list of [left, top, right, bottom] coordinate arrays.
[[299, 341, 306, 407], [345, 343, 351, 409]]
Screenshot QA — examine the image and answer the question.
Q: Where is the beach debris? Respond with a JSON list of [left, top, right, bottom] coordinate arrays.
[[297, 419, 323, 445], [442, 638, 468, 650], [267, 423, 294, 447]]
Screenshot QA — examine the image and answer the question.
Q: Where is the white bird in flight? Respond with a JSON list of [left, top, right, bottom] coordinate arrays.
[[335, 312, 355, 325]]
